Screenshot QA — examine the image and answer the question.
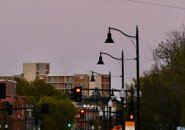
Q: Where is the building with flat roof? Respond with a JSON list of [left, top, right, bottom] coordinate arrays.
[[0, 63, 111, 97], [23, 63, 50, 81]]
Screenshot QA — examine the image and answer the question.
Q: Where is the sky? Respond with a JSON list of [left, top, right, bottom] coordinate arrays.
[[0, 0, 185, 90]]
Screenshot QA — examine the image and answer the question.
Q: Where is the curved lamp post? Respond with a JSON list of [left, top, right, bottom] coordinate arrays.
[[97, 51, 125, 130], [105, 26, 140, 130], [97, 51, 124, 89]]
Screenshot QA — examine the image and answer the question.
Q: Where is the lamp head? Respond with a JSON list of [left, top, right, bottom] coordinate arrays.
[[105, 28, 114, 43], [90, 73, 96, 82], [97, 55, 104, 65]]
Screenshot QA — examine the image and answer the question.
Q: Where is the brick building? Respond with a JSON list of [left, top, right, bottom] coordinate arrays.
[[0, 80, 26, 130]]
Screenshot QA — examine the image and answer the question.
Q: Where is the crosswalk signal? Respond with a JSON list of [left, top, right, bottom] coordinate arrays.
[[80, 108, 85, 119], [74, 87, 82, 102]]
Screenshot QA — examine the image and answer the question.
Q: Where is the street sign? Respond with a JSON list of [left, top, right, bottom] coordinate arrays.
[[112, 125, 122, 130], [125, 121, 135, 130]]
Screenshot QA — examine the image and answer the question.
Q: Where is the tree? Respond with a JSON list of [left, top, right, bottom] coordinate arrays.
[[38, 96, 77, 130], [139, 26, 185, 130], [15, 79, 77, 130]]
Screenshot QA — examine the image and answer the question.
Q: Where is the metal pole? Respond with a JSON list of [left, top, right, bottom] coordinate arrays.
[[121, 97, 124, 130], [109, 71, 111, 130], [136, 26, 140, 130], [121, 51, 125, 130], [122, 50, 124, 90], [109, 106, 111, 130]]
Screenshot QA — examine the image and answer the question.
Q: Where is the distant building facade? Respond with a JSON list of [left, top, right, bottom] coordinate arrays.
[[0, 63, 111, 97], [47, 73, 110, 97], [0, 80, 26, 130], [23, 63, 50, 81]]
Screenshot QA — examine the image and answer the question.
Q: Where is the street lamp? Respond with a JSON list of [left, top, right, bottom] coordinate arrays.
[[97, 50, 124, 89], [97, 51, 125, 130], [90, 71, 111, 130], [90, 71, 111, 97], [105, 26, 140, 130]]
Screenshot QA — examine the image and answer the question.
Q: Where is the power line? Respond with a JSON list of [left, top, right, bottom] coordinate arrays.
[[124, 0, 185, 10]]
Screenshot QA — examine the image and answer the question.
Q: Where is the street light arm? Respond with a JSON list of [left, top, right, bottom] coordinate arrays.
[[100, 52, 122, 61], [109, 27, 134, 38], [91, 71, 102, 76], [109, 26, 137, 38], [109, 26, 139, 51]]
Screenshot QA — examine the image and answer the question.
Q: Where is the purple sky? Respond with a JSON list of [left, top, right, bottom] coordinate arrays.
[[0, 0, 185, 89]]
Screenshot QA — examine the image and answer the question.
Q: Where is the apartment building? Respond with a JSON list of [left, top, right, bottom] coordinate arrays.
[[23, 63, 50, 81], [0, 63, 111, 97], [47, 73, 110, 97], [47, 74, 74, 93], [22, 62, 111, 97]]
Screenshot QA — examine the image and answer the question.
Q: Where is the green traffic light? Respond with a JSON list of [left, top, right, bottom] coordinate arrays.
[[67, 121, 72, 128], [67, 123, 71, 127]]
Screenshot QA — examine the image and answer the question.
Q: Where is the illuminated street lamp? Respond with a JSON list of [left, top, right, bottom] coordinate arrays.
[[105, 26, 140, 130]]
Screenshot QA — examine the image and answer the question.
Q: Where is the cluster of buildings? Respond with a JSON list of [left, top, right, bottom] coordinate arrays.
[[0, 63, 112, 130], [0, 63, 111, 97]]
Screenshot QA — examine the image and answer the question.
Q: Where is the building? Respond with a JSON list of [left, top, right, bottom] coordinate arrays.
[[0, 80, 26, 130], [47, 74, 74, 93], [47, 73, 110, 97], [0, 63, 114, 130], [23, 63, 50, 81], [0, 63, 111, 97], [0, 75, 16, 81]]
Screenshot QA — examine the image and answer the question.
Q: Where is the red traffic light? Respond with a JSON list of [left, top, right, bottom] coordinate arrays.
[[80, 109, 85, 119], [80, 109, 85, 113], [129, 114, 134, 120]]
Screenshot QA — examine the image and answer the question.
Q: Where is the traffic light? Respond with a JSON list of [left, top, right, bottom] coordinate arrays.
[[128, 87, 134, 121], [128, 113, 134, 121], [41, 103, 49, 114], [67, 121, 72, 128], [74, 87, 82, 102], [116, 111, 122, 125], [8, 104, 13, 115], [2, 102, 13, 115], [0, 83, 6, 99], [70, 88, 75, 101], [80, 108, 85, 119]]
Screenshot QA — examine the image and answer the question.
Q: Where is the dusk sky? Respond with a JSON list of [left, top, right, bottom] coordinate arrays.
[[0, 0, 185, 89]]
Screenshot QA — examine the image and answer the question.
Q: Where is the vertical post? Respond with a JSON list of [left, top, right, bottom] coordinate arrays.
[[109, 106, 111, 130], [121, 50, 125, 130], [121, 97, 124, 130], [122, 50, 124, 90], [136, 26, 140, 130], [106, 104, 108, 130], [109, 71, 111, 130], [109, 71, 111, 97]]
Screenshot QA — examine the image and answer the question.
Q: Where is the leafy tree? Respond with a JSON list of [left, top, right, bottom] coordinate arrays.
[[139, 26, 185, 130], [15, 78, 77, 130]]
